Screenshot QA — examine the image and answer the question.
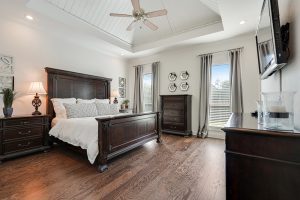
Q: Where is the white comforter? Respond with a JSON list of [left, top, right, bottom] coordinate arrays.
[[49, 115, 125, 164]]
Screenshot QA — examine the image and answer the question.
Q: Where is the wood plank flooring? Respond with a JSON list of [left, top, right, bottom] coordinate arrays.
[[0, 134, 225, 200]]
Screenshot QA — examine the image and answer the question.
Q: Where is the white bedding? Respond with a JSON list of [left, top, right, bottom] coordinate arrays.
[[49, 114, 126, 164]]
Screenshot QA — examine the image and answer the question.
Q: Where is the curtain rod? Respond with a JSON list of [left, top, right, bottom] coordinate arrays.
[[197, 47, 244, 57], [132, 61, 160, 67]]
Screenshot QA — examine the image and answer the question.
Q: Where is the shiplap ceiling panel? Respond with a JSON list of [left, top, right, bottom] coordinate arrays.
[[163, 0, 221, 32], [46, 0, 221, 46]]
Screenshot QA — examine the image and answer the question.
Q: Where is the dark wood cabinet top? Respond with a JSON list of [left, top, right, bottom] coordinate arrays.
[[160, 94, 192, 96], [0, 115, 49, 120], [222, 113, 300, 138]]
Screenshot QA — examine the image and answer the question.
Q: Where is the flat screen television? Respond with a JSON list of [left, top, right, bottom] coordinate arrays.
[[256, 0, 289, 79]]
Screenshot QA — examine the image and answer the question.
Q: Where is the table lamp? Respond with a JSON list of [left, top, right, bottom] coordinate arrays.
[[28, 82, 47, 115], [111, 89, 120, 104]]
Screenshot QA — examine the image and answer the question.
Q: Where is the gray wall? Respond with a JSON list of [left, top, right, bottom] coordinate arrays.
[[261, 0, 300, 130]]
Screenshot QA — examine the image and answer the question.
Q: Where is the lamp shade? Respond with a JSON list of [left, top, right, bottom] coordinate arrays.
[[28, 82, 47, 95], [111, 89, 120, 97]]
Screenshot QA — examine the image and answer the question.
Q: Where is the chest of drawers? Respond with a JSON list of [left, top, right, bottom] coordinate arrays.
[[0, 115, 50, 163], [160, 95, 192, 136]]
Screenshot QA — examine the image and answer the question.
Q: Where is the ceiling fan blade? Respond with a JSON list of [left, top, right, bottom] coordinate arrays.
[[127, 20, 137, 31], [131, 0, 141, 12], [143, 19, 158, 31], [145, 9, 168, 18], [110, 13, 132, 17]]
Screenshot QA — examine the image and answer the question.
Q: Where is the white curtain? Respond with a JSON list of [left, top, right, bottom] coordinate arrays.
[[197, 54, 213, 138], [229, 49, 243, 113], [133, 65, 144, 113], [152, 62, 160, 112]]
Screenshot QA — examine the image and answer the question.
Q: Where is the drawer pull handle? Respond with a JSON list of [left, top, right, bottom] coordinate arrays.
[[23, 121, 30, 125], [18, 131, 31, 135], [18, 142, 31, 147]]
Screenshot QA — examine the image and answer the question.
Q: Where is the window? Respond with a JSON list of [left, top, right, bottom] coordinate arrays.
[[209, 64, 231, 127], [143, 73, 152, 112]]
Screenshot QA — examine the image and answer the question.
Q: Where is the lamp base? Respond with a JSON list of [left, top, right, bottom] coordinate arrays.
[[32, 110, 42, 115], [113, 97, 118, 104]]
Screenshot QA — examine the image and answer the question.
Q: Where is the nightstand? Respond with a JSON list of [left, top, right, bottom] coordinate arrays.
[[0, 115, 50, 163], [119, 109, 133, 114]]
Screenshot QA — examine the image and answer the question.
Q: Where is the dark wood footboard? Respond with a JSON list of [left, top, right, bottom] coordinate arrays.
[[96, 112, 161, 172]]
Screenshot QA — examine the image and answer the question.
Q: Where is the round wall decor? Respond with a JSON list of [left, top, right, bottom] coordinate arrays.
[[168, 83, 177, 92], [180, 71, 189, 80], [168, 72, 177, 81], [180, 82, 189, 91]]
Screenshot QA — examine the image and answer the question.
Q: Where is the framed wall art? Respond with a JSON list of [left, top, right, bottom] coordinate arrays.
[[119, 77, 126, 98], [180, 71, 189, 80], [168, 72, 177, 82], [119, 77, 126, 88], [168, 83, 177, 92], [119, 88, 125, 98], [0, 76, 14, 90], [0, 55, 14, 75], [180, 82, 189, 91]]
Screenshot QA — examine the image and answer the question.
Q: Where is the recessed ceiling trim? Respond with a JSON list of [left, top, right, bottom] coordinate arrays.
[[133, 20, 223, 52]]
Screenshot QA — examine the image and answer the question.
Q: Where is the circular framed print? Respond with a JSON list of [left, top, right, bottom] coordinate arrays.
[[180, 71, 189, 80], [168, 72, 177, 82], [180, 82, 189, 91], [168, 83, 177, 92]]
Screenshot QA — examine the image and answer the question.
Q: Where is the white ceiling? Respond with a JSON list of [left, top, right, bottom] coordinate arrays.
[[0, 0, 292, 58], [44, 0, 223, 50]]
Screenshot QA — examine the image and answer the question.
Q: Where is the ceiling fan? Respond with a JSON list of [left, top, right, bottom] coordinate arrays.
[[109, 0, 168, 31]]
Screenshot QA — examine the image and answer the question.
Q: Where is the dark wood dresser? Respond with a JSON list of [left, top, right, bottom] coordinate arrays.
[[222, 113, 300, 200], [160, 95, 192, 136], [0, 115, 50, 163]]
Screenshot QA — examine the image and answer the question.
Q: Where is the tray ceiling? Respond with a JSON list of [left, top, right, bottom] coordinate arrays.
[[43, 0, 222, 52]]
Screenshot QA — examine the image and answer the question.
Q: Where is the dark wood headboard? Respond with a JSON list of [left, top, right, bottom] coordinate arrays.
[[45, 67, 112, 119]]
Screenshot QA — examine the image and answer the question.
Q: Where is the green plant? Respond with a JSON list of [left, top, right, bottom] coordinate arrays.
[[123, 99, 130, 105], [1, 88, 16, 108]]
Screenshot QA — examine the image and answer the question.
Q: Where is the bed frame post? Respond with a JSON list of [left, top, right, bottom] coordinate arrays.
[[97, 120, 109, 172]]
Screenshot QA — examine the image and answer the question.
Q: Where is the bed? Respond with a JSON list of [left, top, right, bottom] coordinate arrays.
[[45, 67, 161, 172]]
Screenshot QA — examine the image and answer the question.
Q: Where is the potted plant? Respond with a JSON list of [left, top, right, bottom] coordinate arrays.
[[1, 88, 16, 117], [123, 99, 130, 109]]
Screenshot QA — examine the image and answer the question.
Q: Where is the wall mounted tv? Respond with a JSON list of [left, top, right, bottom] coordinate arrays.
[[256, 0, 289, 79]]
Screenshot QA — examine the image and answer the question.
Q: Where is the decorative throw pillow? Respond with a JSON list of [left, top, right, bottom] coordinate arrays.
[[95, 103, 119, 115], [77, 99, 95, 104], [109, 104, 119, 115], [64, 103, 98, 118], [95, 103, 110, 115], [51, 98, 76, 118], [94, 99, 110, 104]]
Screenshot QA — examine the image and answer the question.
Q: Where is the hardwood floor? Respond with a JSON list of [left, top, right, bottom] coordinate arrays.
[[0, 134, 225, 200]]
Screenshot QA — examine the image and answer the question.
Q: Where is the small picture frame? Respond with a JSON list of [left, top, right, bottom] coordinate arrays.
[[180, 82, 189, 91], [119, 77, 126, 88], [0, 76, 14, 90], [168, 83, 177, 92], [0, 55, 14, 75], [180, 71, 189, 80], [119, 88, 125, 98], [168, 72, 177, 82]]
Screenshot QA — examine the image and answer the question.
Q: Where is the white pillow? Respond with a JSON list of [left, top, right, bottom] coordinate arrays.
[[95, 103, 119, 115], [77, 99, 95, 104], [51, 98, 76, 118], [94, 99, 110, 104], [64, 103, 98, 118]]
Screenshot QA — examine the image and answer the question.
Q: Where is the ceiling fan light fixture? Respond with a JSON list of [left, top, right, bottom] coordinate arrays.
[[109, 0, 167, 31]]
